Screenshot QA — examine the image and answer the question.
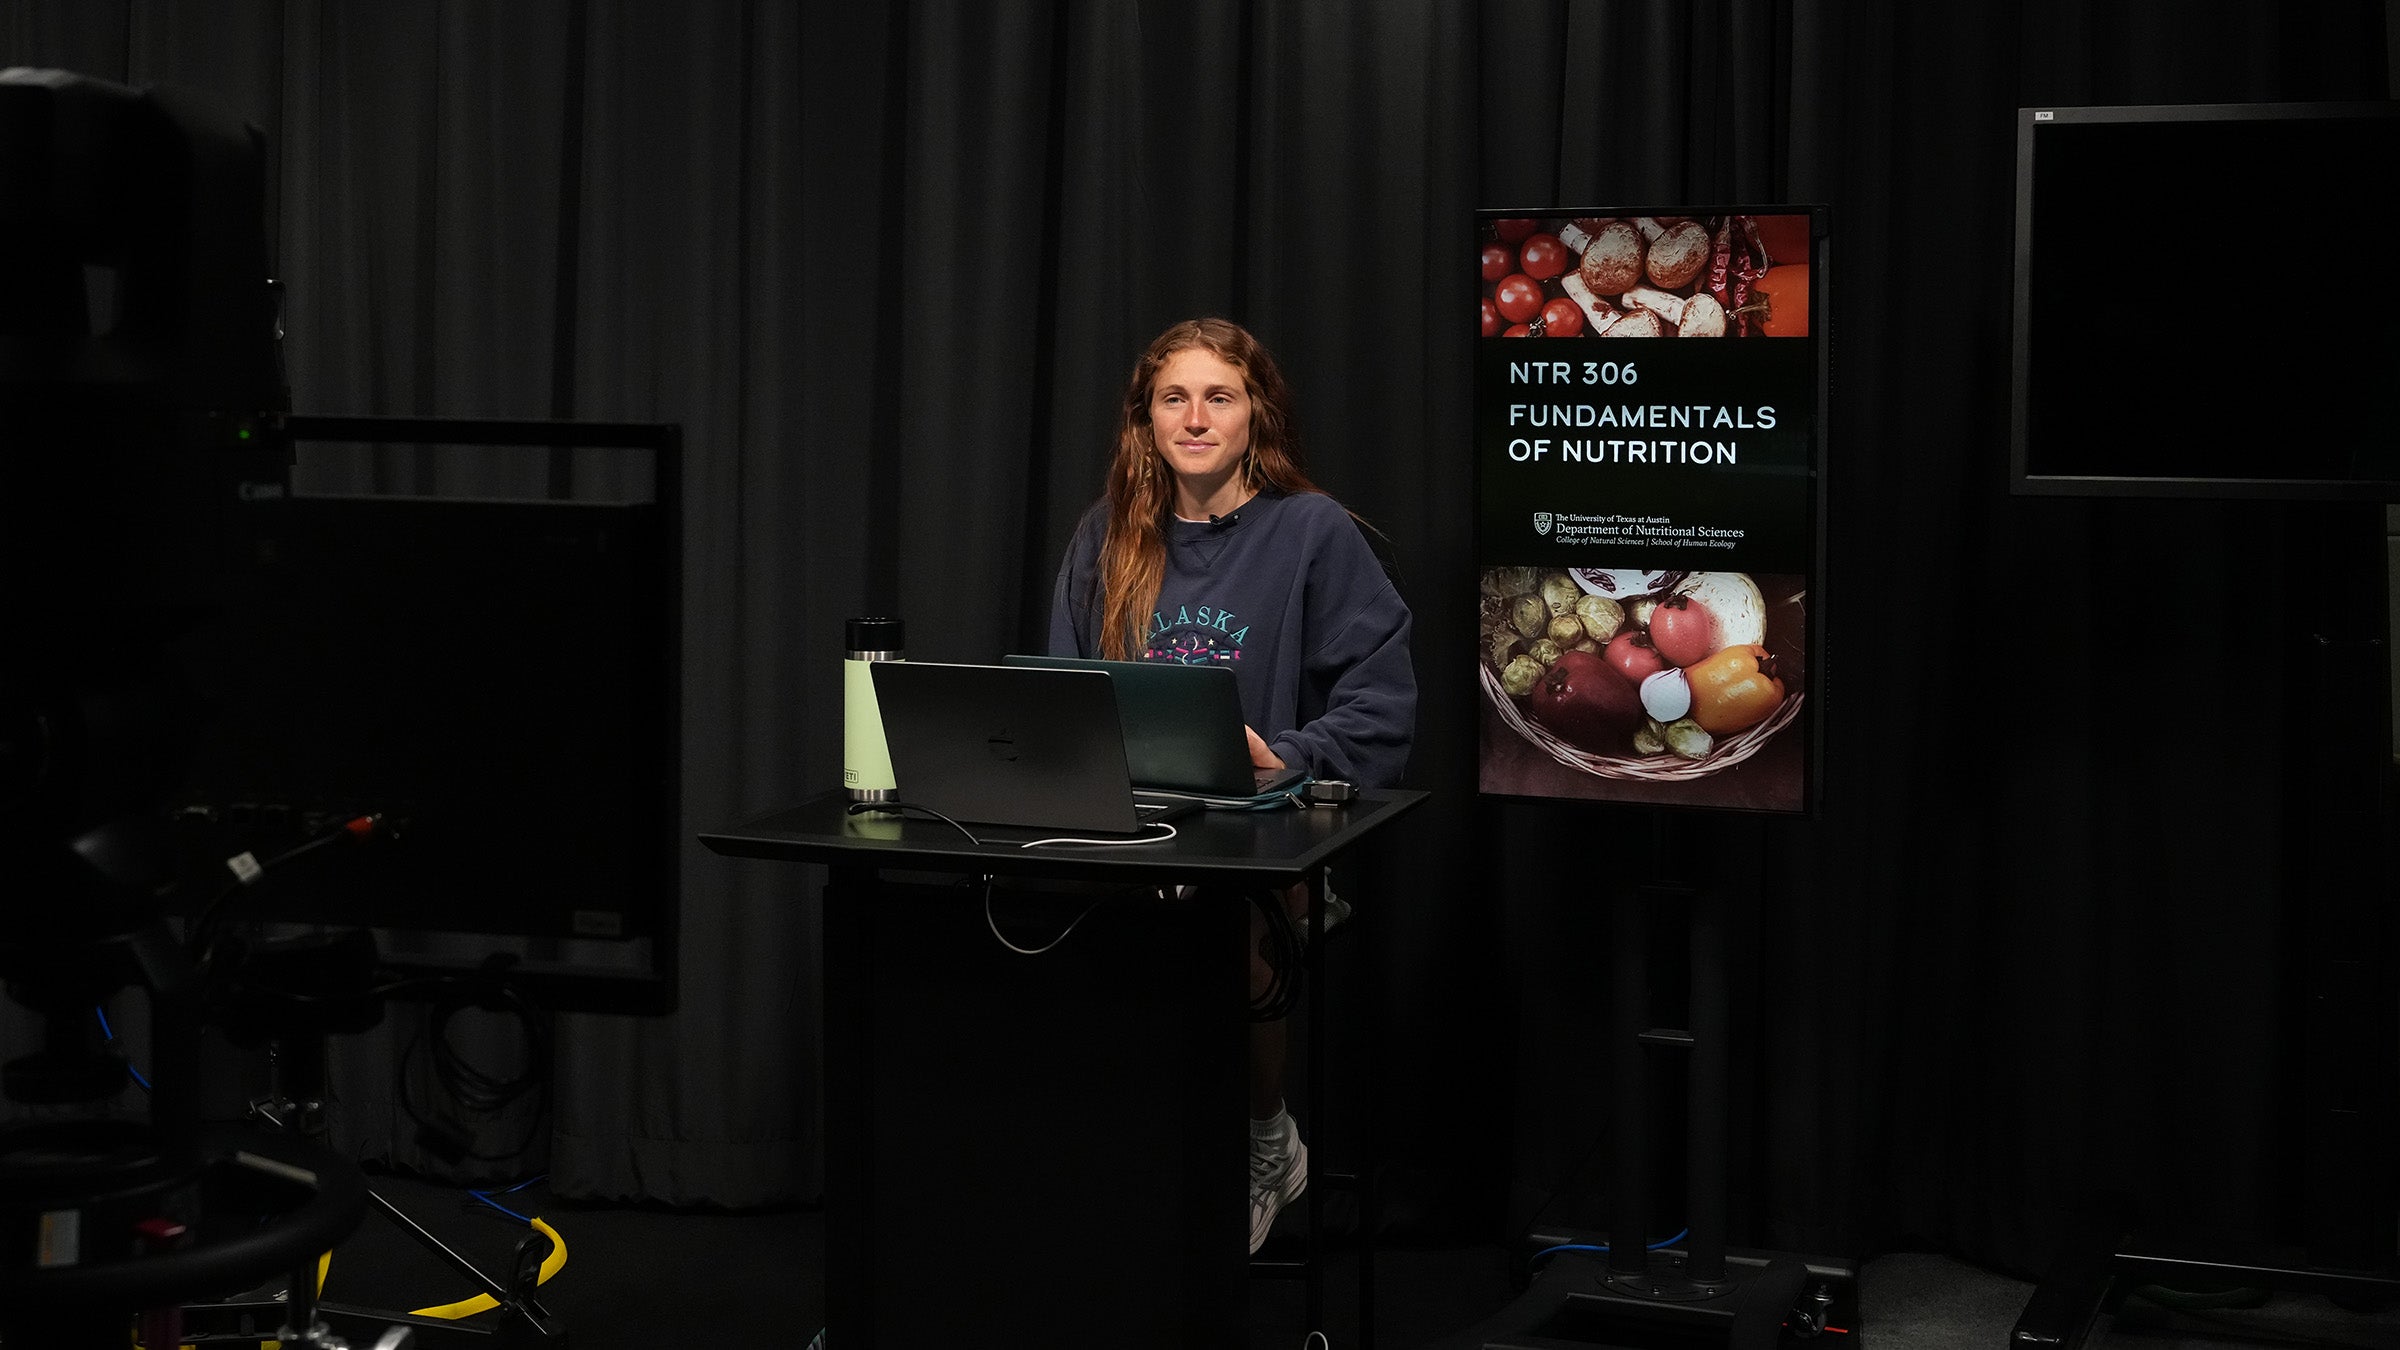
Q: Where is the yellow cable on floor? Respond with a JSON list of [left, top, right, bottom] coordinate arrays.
[[162, 1221, 562, 1346], [410, 1216, 568, 1320]]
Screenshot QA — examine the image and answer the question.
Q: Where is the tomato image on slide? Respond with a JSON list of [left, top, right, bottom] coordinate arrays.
[[1474, 212, 1812, 339]]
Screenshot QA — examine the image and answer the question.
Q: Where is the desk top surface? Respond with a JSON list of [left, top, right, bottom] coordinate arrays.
[[700, 788, 1428, 882]]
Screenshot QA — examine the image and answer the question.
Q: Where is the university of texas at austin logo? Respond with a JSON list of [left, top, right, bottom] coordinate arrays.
[[1143, 603, 1249, 665], [1534, 512, 1553, 536]]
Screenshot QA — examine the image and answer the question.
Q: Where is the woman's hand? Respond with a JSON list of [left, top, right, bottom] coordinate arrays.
[[1244, 725, 1285, 772]]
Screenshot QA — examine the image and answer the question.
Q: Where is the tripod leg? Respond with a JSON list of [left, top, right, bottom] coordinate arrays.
[[370, 1188, 514, 1302], [278, 1254, 326, 1347]]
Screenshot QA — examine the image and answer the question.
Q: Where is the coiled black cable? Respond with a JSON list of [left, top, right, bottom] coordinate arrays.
[[398, 978, 552, 1164]]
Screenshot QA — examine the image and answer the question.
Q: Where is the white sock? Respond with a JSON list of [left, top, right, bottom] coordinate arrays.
[[1249, 1108, 1292, 1145]]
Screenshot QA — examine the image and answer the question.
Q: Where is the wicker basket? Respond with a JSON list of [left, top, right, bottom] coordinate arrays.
[[1480, 659, 1804, 782]]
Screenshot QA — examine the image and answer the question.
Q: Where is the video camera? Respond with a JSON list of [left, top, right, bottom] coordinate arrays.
[[1, 70, 676, 1347], [0, 64, 372, 1346]]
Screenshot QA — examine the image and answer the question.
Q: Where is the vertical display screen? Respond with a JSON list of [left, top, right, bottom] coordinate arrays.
[[1474, 209, 1824, 815]]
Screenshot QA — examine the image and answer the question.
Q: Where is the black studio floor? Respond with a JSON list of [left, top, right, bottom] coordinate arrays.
[[263, 1172, 2400, 1350], [296, 1171, 1521, 1346]]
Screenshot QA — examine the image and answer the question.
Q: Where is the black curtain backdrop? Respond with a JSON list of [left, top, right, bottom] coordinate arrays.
[[4, 0, 2393, 1282]]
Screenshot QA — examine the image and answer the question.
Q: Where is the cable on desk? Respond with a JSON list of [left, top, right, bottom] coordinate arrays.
[[1017, 822, 1179, 849], [1137, 778, 1314, 812], [846, 799, 983, 846], [848, 801, 1178, 850]]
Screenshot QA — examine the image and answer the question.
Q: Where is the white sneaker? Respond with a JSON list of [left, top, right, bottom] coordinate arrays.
[[1248, 1115, 1308, 1254]]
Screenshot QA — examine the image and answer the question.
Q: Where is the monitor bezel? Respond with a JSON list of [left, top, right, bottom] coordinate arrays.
[[203, 415, 685, 1017], [2008, 101, 2400, 501]]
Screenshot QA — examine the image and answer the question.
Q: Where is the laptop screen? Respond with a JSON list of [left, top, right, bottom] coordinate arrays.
[[1001, 655, 1303, 797], [870, 661, 1192, 835]]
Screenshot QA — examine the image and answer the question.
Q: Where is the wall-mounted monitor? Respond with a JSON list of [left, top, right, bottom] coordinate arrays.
[[2010, 102, 2400, 500]]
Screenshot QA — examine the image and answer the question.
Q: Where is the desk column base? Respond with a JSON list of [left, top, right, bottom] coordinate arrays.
[[825, 876, 1249, 1349]]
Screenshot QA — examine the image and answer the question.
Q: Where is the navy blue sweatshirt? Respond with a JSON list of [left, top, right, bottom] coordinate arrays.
[[1046, 489, 1416, 788]]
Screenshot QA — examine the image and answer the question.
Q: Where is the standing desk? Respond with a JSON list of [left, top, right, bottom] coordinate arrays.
[[701, 788, 1427, 1348]]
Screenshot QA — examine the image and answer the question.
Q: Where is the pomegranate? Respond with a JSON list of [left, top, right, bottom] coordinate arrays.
[[1530, 649, 1644, 751]]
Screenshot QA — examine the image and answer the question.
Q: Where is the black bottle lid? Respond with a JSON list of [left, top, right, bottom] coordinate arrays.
[[846, 617, 904, 652]]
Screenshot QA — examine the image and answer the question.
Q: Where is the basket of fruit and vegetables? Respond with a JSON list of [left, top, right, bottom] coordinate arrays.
[[1478, 567, 1803, 780]]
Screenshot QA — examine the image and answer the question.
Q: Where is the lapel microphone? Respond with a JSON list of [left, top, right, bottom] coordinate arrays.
[[1206, 512, 1240, 530]]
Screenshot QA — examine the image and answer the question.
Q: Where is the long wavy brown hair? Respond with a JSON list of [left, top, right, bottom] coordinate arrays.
[[1094, 318, 1325, 658]]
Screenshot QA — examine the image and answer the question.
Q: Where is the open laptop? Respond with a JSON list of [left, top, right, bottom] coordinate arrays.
[[868, 661, 1200, 837], [1001, 655, 1307, 798]]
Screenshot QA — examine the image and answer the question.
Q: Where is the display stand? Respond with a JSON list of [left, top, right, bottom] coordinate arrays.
[[2011, 505, 2398, 1347], [1472, 815, 1854, 1350]]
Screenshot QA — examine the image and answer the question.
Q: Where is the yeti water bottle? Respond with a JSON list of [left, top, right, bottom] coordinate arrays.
[[844, 617, 903, 802]]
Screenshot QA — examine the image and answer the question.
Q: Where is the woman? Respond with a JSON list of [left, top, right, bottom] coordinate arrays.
[[1046, 317, 1416, 1253]]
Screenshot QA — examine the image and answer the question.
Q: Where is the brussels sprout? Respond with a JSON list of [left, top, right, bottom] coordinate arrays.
[[1493, 566, 1541, 597], [1627, 596, 1659, 630], [1501, 654, 1544, 697], [1632, 718, 1667, 756], [1663, 717, 1715, 760], [1540, 572, 1582, 617], [1527, 637, 1564, 668], [1509, 595, 1549, 639], [1547, 614, 1585, 646], [1574, 593, 1625, 643], [1485, 629, 1523, 671]]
